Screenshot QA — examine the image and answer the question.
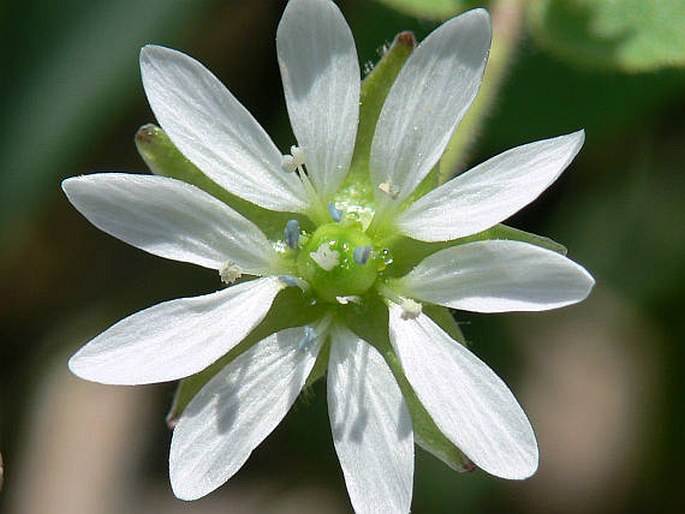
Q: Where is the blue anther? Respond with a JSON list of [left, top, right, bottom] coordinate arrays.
[[327, 201, 343, 223], [298, 325, 318, 351], [284, 219, 300, 249], [353, 245, 373, 265], [278, 275, 309, 292], [279, 275, 299, 287]]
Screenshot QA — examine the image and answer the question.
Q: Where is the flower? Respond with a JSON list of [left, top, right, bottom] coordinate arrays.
[[62, 0, 595, 512]]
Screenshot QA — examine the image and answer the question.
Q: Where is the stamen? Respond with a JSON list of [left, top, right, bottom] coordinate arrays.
[[400, 298, 422, 320], [219, 261, 242, 284], [291, 145, 305, 165], [353, 245, 373, 265], [336, 295, 361, 305], [378, 176, 400, 199], [327, 201, 343, 223], [310, 242, 340, 271], [297, 314, 334, 353], [284, 219, 300, 249], [281, 145, 306, 173], [279, 274, 310, 292], [298, 325, 317, 351], [376, 283, 423, 320]]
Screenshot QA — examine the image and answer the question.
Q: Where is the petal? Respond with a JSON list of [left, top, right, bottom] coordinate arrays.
[[328, 325, 413, 514], [170, 324, 322, 500], [277, 0, 360, 198], [397, 131, 586, 241], [69, 277, 284, 385], [62, 174, 278, 273], [398, 240, 595, 313], [370, 9, 491, 211], [140, 45, 307, 212], [388, 304, 538, 479]]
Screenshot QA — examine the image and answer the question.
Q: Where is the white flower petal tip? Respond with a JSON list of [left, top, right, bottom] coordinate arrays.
[[277, 0, 360, 198], [388, 305, 539, 480], [139, 45, 307, 213], [68, 277, 284, 385], [397, 130, 586, 242], [169, 325, 322, 500], [370, 8, 491, 209], [399, 240, 595, 313], [328, 326, 414, 513]]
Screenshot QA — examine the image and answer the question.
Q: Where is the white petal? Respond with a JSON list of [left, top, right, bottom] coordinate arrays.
[[399, 240, 595, 313], [69, 277, 284, 385], [170, 324, 322, 500], [388, 304, 538, 479], [397, 131, 586, 241], [140, 45, 307, 212], [62, 174, 278, 273], [370, 9, 490, 211], [328, 325, 413, 514], [277, 0, 360, 198]]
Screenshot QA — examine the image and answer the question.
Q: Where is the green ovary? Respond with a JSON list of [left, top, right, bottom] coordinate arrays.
[[298, 223, 377, 302]]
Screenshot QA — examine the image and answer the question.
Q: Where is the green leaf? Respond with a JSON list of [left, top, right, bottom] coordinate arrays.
[[166, 287, 327, 427], [344, 298, 474, 472], [528, 0, 685, 72], [135, 124, 305, 240], [373, 0, 470, 20]]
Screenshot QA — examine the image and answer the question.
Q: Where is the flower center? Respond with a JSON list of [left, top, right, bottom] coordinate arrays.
[[297, 223, 377, 303]]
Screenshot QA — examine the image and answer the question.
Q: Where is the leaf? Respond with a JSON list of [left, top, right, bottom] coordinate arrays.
[[373, 0, 470, 21], [528, 0, 685, 72]]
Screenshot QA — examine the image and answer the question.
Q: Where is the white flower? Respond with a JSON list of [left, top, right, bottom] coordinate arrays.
[[62, 0, 595, 512]]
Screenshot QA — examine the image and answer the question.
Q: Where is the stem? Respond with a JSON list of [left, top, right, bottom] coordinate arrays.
[[438, 0, 526, 184]]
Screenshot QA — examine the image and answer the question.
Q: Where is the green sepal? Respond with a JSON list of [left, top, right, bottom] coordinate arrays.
[[335, 32, 416, 219], [382, 223, 567, 279], [457, 224, 568, 255], [343, 297, 474, 473], [304, 337, 331, 389], [166, 287, 328, 427], [134, 124, 305, 240], [352, 31, 416, 173]]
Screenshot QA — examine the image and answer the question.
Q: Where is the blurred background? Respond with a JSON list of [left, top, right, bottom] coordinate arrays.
[[1, 0, 684, 512]]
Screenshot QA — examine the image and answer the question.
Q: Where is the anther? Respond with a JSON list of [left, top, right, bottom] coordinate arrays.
[[328, 201, 343, 223], [219, 261, 242, 284], [298, 325, 318, 351], [281, 145, 306, 173], [400, 298, 422, 320], [353, 245, 372, 265], [284, 219, 300, 249], [279, 275, 310, 292], [310, 242, 340, 271], [336, 295, 361, 305], [378, 177, 400, 199]]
